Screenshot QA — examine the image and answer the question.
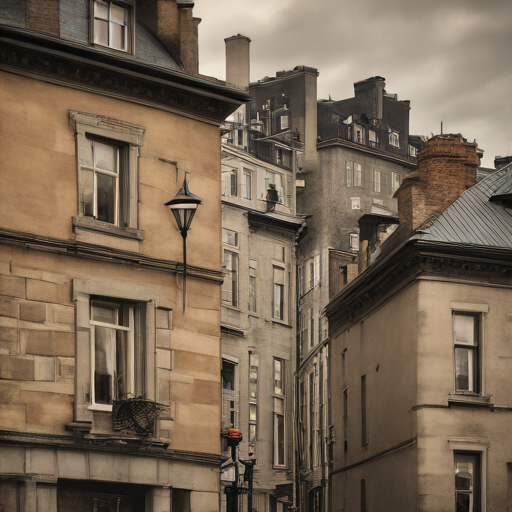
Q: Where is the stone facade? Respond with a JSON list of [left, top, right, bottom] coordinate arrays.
[[0, 3, 248, 511]]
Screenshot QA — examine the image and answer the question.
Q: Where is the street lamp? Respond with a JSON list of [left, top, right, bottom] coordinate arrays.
[[165, 174, 203, 312]]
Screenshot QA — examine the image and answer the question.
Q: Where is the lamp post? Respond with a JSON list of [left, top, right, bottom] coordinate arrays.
[[165, 174, 202, 312]]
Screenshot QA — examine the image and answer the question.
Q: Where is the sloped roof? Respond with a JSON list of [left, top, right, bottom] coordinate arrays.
[[416, 165, 512, 248]]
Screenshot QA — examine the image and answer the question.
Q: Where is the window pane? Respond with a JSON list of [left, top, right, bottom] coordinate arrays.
[[250, 403, 257, 421], [94, 0, 109, 20], [354, 164, 362, 186], [111, 3, 127, 24], [455, 348, 473, 391], [94, 325, 115, 404], [96, 173, 116, 223], [276, 414, 285, 464], [454, 315, 476, 345], [92, 303, 118, 324], [249, 424, 256, 443], [110, 23, 126, 51], [93, 19, 109, 45], [95, 142, 117, 173], [116, 329, 132, 399], [274, 359, 283, 394], [80, 169, 94, 217], [222, 361, 235, 391]]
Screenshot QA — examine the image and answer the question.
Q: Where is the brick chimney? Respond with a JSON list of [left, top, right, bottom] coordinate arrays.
[[395, 134, 480, 231], [225, 35, 251, 90]]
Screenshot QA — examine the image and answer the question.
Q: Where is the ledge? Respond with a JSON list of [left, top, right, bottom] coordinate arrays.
[[73, 216, 145, 240], [448, 394, 493, 407]]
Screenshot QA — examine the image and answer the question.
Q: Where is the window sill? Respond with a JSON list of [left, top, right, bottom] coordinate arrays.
[[271, 319, 292, 328], [448, 394, 493, 407], [222, 303, 242, 313], [88, 404, 113, 412], [72, 216, 144, 241]]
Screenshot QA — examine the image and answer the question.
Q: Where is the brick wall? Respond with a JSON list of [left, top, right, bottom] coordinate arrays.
[[396, 134, 479, 230]]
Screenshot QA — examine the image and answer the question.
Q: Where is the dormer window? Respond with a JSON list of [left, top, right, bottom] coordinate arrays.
[[354, 125, 365, 144], [93, 0, 133, 53]]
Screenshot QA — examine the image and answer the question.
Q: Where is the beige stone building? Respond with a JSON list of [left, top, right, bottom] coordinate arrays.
[[327, 135, 512, 511], [0, 2, 248, 511]]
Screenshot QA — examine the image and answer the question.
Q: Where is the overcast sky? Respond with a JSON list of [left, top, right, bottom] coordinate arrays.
[[194, 0, 512, 168]]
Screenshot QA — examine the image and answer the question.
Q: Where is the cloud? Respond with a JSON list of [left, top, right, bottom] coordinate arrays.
[[195, 0, 512, 166]]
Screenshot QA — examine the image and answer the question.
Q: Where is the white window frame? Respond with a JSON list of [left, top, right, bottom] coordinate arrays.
[[222, 168, 238, 198], [222, 359, 238, 429], [350, 197, 360, 210], [73, 278, 156, 419], [349, 233, 359, 251], [354, 163, 362, 187], [69, 110, 144, 235], [222, 250, 239, 308], [373, 169, 381, 193], [453, 312, 481, 395], [346, 161, 353, 187], [354, 124, 365, 144], [249, 259, 257, 313], [243, 169, 253, 200], [272, 265, 287, 322], [391, 172, 402, 193], [280, 115, 290, 130], [91, 0, 134, 54], [389, 130, 400, 147], [273, 396, 286, 466]]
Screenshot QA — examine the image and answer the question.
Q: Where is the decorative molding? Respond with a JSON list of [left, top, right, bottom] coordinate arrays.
[[0, 227, 224, 283], [0, 34, 245, 125]]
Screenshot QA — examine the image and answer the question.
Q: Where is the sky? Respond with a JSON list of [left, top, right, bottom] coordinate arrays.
[[194, 0, 512, 168]]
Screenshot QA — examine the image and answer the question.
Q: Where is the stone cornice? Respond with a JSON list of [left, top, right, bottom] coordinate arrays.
[[0, 430, 223, 466], [0, 227, 224, 283], [317, 137, 417, 169], [0, 26, 250, 125], [327, 240, 512, 335]]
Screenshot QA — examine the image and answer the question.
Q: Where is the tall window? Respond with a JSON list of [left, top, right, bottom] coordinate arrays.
[[243, 169, 253, 200], [222, 360, 237, 429], [222, 168, 238, 197], [389, 130, 400, 147], [91, 300, 144, 407], [455, 453, 481, 512], [79, 139, 121, 224], [354, 163, 362, 187], [273, 358, 285, 466], [361, 374, 368, 446], [391, 172, 402, 193], [346, 161, 353, 187], [310, 308, 315, 347], [354, 125, 365, 144], [369, 130, 378, 147], [309, 372, 314, 470], [249, 353, 258, 450], [343, 388, 348, 453], [273, 267, 285, 320], [280, 115, 290, 130], [310, 261, 315, 290], [453, 313, 480, 393], [373, 169, 381, 193], [266, 171, 285, 203], [222, 251, 238, 307], [93, 0, 132, 53], [249, 259, 257, 313], [350, 233, 359, 251]]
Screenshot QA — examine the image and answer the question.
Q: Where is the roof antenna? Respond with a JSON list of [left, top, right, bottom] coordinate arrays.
[[441, 121, 443, 135]]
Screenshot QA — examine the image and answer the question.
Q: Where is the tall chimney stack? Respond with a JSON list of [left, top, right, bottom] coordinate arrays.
[[395, 134, 480, 231], [225, 35, 251, 90]]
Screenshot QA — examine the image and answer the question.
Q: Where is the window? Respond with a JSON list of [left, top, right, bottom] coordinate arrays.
[[350, 197, 361, 210], [354, 125, 365, 144], [369, 130, 378, 147], [91, 300, 144, 407], [222, 251, 238, 307], [346, 161, 353, 187], [310, 261, 315, 290], [389, 130, 400, 147], [373, 169, 381, 193], [273, 358, 285, 466], [273, 267, 285, 320], [310, 308, 315, 347], [73, 278, 157, 422], [361, 374, 368, 446], [391, 172, 402, 193], [249, 259, 257, 313], [343, 388, 348, 453], [93, 0, 132, 53], [455, 453, 481, 512], [274, 358, 284, 395], [222, 168, 238, 197], [222, 360, 237, 429], [274, 397, 285, 466], [243, 169, 253, 200], [266, 171, 285, 203], [409, 144, 418, 157], [280, 115, 289, 130], [354, 163, 362, 187], [70, 111, 143, 236], [222, 228, 238, 247], [453, 313, 480, 394], [309, 372, 315, 470], [350, 233, 359, 251], [237, 128, 244, 146], [249, 352, 258, 449]]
